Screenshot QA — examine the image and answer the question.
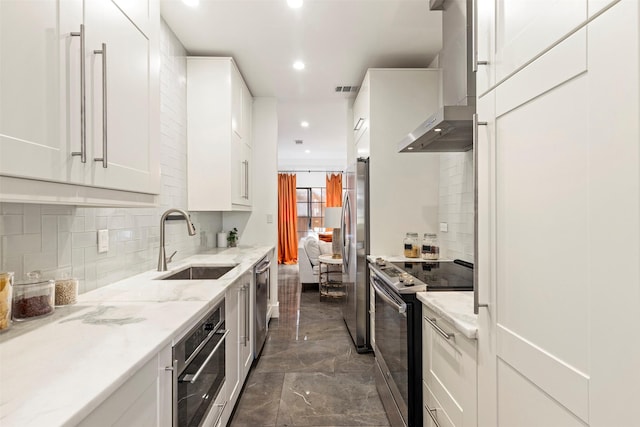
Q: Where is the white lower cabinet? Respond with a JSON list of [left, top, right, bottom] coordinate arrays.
[[222, 271, 254, 425], [78, 343, 172, 427], [422, 305, 477, 427]]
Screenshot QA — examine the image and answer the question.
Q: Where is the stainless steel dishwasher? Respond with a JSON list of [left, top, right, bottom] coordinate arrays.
[[254, 255, 271, 358]]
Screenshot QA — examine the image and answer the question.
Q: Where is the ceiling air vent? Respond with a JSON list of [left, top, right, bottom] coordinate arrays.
[[335, 85, 359, 93], [295, 139, 303, 144]]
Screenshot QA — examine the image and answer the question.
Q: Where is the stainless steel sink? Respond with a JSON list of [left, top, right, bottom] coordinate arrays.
[[159, 265, 236, 280]]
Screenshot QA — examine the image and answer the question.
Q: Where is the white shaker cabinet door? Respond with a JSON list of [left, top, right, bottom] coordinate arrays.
[[0, 0, 84, 184], [494, 0, 586, 82], [85, 0, 159, 194]]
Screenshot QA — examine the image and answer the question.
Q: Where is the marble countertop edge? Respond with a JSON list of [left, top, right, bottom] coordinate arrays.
[[416, 291, 478, 340]]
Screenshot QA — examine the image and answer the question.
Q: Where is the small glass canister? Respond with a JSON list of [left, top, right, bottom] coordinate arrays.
[[421, 233, 440, 260], [0, 272, 13, 332], [403, 232, 420, 258], [55, 276, 79, 306], [12, 271, 55, 321]]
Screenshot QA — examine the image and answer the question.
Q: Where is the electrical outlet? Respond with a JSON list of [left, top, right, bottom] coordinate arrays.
[[266, 214, 273, 224], [439, 222, 448, 232], [97, 229, 109, 253]]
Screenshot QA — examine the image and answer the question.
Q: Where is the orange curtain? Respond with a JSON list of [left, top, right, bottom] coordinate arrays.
[[326, 173, 342, 207], [278, 173, 298, 264]]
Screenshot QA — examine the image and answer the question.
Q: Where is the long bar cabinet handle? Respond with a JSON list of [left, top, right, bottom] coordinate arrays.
[[70, 25, 86, 163], [424, 402, 443, 427], [93, 43, 108, 168], [472, 0, 489, 72], [245, 283, 250, 346], [424, 316, 453, 340], [473, 114, 489, 314]]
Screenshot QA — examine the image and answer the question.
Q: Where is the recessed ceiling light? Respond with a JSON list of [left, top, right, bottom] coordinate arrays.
[[287, 0, 303, 8], [301, 121, 309, 128], [408, 147, 414, 150], [293, 61, 305, 71], [305, 149, 311, 154], [182, 0, 199, 7], [434, 128, 442, 132]]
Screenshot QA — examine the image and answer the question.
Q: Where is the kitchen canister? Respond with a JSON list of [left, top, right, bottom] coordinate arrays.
[[12, 271, 55, 321], [217, 232, 228, 248], [0, 272, 13, 332]]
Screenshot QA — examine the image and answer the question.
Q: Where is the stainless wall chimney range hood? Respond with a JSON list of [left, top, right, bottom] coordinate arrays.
[[399, 0, 476, 153]]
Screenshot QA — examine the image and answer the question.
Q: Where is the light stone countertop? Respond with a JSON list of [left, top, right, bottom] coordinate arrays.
[[0, 245, 273, 427], [417, 291, 478, 340]]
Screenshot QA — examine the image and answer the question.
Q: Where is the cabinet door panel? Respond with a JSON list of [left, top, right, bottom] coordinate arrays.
[[495, 0, 586, 81], [86, 0, 156, 193], [496, 71, 590, 423], [111, 0, 151, 35], [476, 0, 495, 95], [497, 360, 587, 427], [0, 0, 83, 183]]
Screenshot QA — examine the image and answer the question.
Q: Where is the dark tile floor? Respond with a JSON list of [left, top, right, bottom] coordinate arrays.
[[229, 264, 389, 427]]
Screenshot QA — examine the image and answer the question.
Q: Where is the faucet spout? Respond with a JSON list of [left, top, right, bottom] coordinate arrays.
[[158, 208, 196, 272]]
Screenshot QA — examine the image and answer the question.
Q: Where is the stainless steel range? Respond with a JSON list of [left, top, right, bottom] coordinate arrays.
[[369, 259, 473, 427]]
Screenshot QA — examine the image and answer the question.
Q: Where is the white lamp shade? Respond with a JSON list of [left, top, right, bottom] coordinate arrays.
[[324, 207, 342, 229]]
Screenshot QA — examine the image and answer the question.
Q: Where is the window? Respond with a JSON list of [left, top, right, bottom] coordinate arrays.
[[296, 187, 327, 241]]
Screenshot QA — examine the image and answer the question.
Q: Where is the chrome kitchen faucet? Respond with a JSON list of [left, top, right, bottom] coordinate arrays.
[[157, 208, 196, 271]]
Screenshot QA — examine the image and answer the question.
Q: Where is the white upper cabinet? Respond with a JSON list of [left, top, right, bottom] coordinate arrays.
[[475, 0, 495, 95], [476, 0, 587, 91], [84, 0, 160, 194], [0, 0, 160, 205], [0, 0, 84, 184], [187, 57, 253, 211], [353, 74, 370, 156]]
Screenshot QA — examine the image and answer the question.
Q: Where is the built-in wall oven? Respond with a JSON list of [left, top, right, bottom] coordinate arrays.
[[369, 259, 474, 427], [172, 299, 228, 427]]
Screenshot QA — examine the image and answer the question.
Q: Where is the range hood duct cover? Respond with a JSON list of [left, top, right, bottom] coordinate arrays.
[[399, 0, 476, 153]]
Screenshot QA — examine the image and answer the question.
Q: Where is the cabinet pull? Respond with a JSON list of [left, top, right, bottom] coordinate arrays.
[[70, 25, 86, 163], [244, 160, 249, 199], [472, 0, 489, 72], [473, 114, 489, 314], [214, 401, 227, 426], [424, 402, 442, 427], [244, 283, 250, 346], [424, 316, 453, 340], [93, 43, 108, 168]]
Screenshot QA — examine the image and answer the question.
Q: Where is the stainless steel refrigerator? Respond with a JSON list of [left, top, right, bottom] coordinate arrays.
[[341, 158, 371, 353]]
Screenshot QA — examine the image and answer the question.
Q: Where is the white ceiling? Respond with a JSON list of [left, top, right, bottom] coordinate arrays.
[[160, 0, 443, 170]]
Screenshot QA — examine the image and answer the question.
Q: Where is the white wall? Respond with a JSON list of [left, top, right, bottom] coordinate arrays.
[[0, 20, 222, 294], [368, 69, 441, 256], [438, 151, 474, 262]]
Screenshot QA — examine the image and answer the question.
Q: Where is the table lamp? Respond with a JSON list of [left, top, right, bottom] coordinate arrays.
[[324, 207, 342, 258]]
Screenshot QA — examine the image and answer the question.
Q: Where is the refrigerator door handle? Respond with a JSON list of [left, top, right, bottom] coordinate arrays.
[[341, 192, 351, 270]]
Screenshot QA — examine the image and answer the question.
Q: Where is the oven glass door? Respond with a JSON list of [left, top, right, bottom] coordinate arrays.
[[372, 273, 409, 421], [178, 325, 227, 427]]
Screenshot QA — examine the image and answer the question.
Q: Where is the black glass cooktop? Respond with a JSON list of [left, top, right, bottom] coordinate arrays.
[[391, 260, 474, 291]]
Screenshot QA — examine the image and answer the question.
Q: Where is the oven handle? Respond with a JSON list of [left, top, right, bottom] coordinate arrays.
[[182, 329, 229, 384], [371, 275, 406, 314]]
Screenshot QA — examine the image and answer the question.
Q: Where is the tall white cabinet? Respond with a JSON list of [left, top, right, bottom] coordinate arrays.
[[476, 1, 640, 426], [187, 57, 253, 212], [0, 0, 160, 205]]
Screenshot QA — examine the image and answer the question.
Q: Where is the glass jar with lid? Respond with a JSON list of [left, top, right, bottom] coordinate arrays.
[[0, 272, 13, 332], [12, 271, 55, 321], [421, 233, 440, 260], [403, 232, 420, 258]]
